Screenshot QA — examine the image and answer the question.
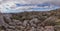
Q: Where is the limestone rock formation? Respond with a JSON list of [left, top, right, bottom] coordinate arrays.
[[0, 9, 60, 31]]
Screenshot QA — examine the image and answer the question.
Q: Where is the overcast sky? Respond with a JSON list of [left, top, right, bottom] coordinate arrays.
[[0, 0, 60, 6], [0, 0, 60, 13], [0, 0, 60, 4]]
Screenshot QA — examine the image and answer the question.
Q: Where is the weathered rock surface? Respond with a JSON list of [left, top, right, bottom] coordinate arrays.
[[0, 9, 60, 31]]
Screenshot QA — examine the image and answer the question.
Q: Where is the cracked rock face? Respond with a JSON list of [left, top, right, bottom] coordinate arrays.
[[0, 9, 60, 31]]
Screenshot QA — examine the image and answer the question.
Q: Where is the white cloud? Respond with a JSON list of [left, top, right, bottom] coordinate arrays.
[[0, 0, 60, 13]]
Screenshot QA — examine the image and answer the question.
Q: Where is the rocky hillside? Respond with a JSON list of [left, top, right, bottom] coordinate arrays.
[[0, 9, 60, 31]]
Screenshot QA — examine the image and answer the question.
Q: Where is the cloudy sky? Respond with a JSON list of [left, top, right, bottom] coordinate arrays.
[[0, 0, 60, 13], [0, 0, 59, 3]]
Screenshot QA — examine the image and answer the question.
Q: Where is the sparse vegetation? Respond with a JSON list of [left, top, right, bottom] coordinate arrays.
[[0, 9, 60, 31], [56, 22, 60, 25]]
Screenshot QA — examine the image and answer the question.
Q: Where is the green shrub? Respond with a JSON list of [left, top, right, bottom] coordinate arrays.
[[56, 22, 60, 25], [12, 16, 20, 20]]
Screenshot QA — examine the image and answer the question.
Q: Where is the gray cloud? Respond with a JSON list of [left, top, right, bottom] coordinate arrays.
[[50, 0, 60, 6], [0, 0, 60, 13], [0, 0, 52, 4]]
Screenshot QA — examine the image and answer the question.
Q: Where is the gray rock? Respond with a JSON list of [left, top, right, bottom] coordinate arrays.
[[23, 20, 29, 26]]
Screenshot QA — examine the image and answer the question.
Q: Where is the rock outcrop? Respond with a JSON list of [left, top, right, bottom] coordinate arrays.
[[0, 9, 60, 31]]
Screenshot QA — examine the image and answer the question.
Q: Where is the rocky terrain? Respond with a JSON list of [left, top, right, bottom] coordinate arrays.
[[0, 9, 60, 31]]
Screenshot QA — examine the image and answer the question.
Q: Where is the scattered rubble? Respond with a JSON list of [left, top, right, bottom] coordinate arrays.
[[0, 9, 60, 31]]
